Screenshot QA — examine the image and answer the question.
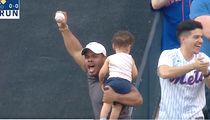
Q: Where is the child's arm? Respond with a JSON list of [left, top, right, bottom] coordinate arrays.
[[132, 58, 138, 80], [99, 58, 109, 87]]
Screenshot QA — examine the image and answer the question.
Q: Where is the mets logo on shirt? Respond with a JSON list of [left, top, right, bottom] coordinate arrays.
[[0, 0, 20, 19]]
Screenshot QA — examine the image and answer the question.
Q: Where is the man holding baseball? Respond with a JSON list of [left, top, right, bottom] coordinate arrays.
[[157, 20, 210, 119], [54, 11, 143, 119]]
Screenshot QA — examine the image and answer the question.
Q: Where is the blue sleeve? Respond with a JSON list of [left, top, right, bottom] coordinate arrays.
[[190, 0, 210, 19]]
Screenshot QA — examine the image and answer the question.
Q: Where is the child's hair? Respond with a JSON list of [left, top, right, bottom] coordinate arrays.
[[112, 31, 135, 48]]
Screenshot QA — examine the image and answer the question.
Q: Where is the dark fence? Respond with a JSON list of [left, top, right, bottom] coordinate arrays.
[[0, 0, 157, 118]]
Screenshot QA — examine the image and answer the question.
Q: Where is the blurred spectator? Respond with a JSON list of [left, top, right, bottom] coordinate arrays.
[[151, 0, 192, 51]]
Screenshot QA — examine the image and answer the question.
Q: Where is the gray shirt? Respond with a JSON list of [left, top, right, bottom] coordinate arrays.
[[87, 74, 130, 119]]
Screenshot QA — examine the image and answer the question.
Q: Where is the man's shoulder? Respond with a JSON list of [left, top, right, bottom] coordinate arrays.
[[159, 48, 181, 63], [161, 48, 179, 56]]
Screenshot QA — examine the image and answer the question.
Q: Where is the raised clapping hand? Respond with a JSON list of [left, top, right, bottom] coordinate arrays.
[[193, 57, 209, 75]]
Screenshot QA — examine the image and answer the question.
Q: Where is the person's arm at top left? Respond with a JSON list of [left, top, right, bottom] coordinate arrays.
[[151, 0, 169, 10]]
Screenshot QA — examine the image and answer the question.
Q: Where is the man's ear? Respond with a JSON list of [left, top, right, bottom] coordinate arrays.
[[179, 36, 185, 44]]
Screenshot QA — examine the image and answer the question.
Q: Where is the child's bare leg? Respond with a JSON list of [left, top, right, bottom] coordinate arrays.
[[110, 103, 123, 120], [100, 102, 112, 120]]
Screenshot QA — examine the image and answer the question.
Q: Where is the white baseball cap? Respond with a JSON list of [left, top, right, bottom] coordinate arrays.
[[81, 42, 107, 56]]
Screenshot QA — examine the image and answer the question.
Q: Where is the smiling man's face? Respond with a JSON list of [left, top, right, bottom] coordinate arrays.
[[84, 49, 106, 76], [181, 28, 203, 54]]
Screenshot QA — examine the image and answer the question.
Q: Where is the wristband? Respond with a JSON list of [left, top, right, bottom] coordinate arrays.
[[204, 70, 210, 78], [59, 25, 69, 32]]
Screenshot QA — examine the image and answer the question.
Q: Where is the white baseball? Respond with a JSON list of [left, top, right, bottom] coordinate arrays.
[[55, 12, 65, 23]]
